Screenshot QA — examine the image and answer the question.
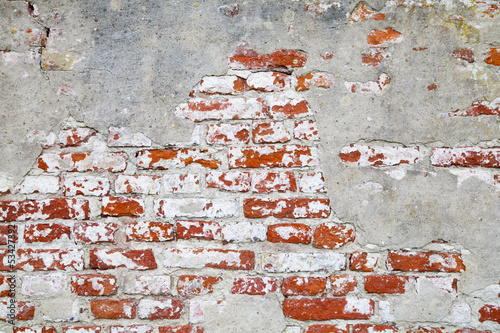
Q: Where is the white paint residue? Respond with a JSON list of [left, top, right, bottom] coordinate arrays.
[[222, 222, 267, 242], [155, 198, 239, 218], [16, 176, 59, 194], [443, 302, 471, 323], [345, 297, 373, 315], [107, 127, 152, 147], [262, 252, 346, 272], [175, 98, 266, 121], [299, 172, 327, 193], [137, 299, 173, 318], [164, 248, 242, 269], [449, 168, 500, 190]]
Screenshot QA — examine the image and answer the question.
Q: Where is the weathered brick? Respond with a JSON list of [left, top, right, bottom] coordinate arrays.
[[176, 220, 221, 241], [230, 145, 319, 169], [163, 248, 255, 270], [71, 274, 117, 296], [353, 324, 398, 333], [416, 276, 457, 294], [16, 176, 59, 194], [313, 223, 355, 249], [294, 120, 320, 141], [174, 98, 266, 122], [252, 122, 291, 143], [206, 123, 250, 145], [110, 326, 153, 333], [198, 75, 246, 95], [17, 249, 84, 271], [283, 298, 374, 320], [350, 2, 385, 21], [346, 73, 391, 94], [115, 175, 161, 194], [15, 328, 56, 333], [305, 324, 349, 333], [455, 329, 491, 333], [159, 326, 203, 333], [136, 149, 220, 169], [452, 48, 475, 63], [155, 199, 238, 218], [387, 251, 465, 272], [137, 299, 183, 319], [330, 275, 358, 296], [340, 145, 421, 166], [0, 198, 89, 222], [125, 275, 171, 295], [206, 171, 250, 192], [262, 252, 346, 272], [21, 274, 66, 296], [0, 301, 35, 321], [267, 223, 312, 244], [364, 275, 409, 294], [268, 99, 312, 119], [247, 72, 291, 92], [299, 172, 327, 193], [485, 47, 500, 66], [58, 128, 96, 147], [0, 225, 16, 245], [38, 152, 127, 172], [126, 222, 174, 242], [0, 275, 14, 297], [228, 48, 307, 71], [367, 28, 402, 45], [407, 327, 444, 333], [244, 198, 330, 218], [63, 176, 110, 196], [90, 249, 157, 270], [107, 127, 152, 147], [221, 222, 267, 243], [177, 275, 222, 296], [164, 174, 201, 193], [73, 222, 118, 244], [24, 223, 71, 243], [321, 51, 334, 60], [90, 299, 136, 319], [449, 99, 500, 117], [102, 196, 145, 217], [63, 327, 102, 333], [350, 252, 379, 272], [251, 172, 297, 193], [26, 28, 48, 47], [231, 277, 278, 295], [361, 47, 390, 66], [431, 147, 500, 168], [296, 72, 335, 91], [479, 305, 500, 324], [281, 277, 327, 296]]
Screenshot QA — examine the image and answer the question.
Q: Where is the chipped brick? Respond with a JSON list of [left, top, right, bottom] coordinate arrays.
[[229, 145, 319, 169], [330, 275, 358, 296], [177, 275, 222, 296], [231, 277, 278, 295], [252, 122, 291, 143], [73, 222, 118, 244], [387, 251, 465, 272], [37, 152, 127, 172], [90, 249, 157, 270], [228, 48, 307, 71], [350, 2, 385, 21], [313, 223, 355, 249], [350, 252, 378, 272], [244, 198, 330, 218], [206, 171, 250, 192], [367, 28, 402, 45], [0, 198, 89, 222], [126, 222, 174, 242], [283, 298, 374, 320], [251, 172, 297, 193], [102, 196, 145, 217], [247, 72, 291, 92], [431, 147, 500, 168], [125, 275, 171, 295], [136, 149, 220, 169], [206, 123, 250, 145], [176, 220, 221, 241], [294, 120, 320, 141], [281, 277, 327, 296], [115, 175, 161, 194], [364, 275, 409, 294], [339, 144, 420, 166], [63, 176, 110, 196], [163, 248, 255, 270], [267, 223, 312, 244], [107, 127, 152, 147], [58, 128, 96, 147], [71, 274, 117, 296], [268, 99, 312, 119], [137, 299, 183, 320], [296, 72, 335, 91], [90, 299, 136, 319], [175, 98, 266, 122]]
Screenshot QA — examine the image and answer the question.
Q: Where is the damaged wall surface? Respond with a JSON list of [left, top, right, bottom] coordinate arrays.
[[0, 0, 499, 332]]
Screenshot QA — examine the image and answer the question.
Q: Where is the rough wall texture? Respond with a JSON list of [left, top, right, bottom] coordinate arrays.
[[0, 0, 499, 332]]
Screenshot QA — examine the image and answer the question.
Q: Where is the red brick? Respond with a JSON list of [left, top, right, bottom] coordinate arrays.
[[90, 249, 157, 270], [449, 100, 500, 117], [102, 196, 145, 217], [407, 328, 444, 333], [1, 301, 35, 321], [73, 222, 118, 244], [229, 145, 319, 169], [367, 28, 403, 45], [313, 224, 355, 249], [136, 149, 221, 169], [350, 252, 378, 272], [479, 304, 500, 324], [365, 275, 409, 294], [350, 2, 385, 21], [330, 275, 358, 296], [251, 171, 297, 193], [37, 152, 127, 172], [206, 123, 250, 145], [176, 220, 221, 240], [58, 128, 96, 147], [126, 222, 174, 242], [206, 171, 250, 192], [252, 122, 291, 143], [163, 248, 254, 270], [110, 326, 153, 333], [455, 329, 491, 333], [228, 48, 307, 71], [431, 147, 500, 168], [198, 75, 246, 95], [296, 72, 335, 91], [159, 326, 203, 333], [294, 120, 320, 141], [244, 198, 330, 218], [362, 47, 390, 67], [125, 275, 171, 295], [247, 72, 291, 92], [267, 223, 311, 244], [305, 324, 349, 333], [299, 172, 327, 193], [63, 176, 110, 196], [0, 225, 16, 245], [387, 251, 465, 272], [281, 277, 327, 296], [115, 175, 161, 194], [452, 48, 475, 63], [71, 274, 117, 296], [164, 174, 200, 193], [0, 275, 14, 297], [485, 47, 500, 66], [17, 249, 84, 271], [24, 223, 71, 243], [0, 198, 89, 222], [232, 277, 278, 295], [283, 297, 374, 320], [15, 328, 57, 333], [137, 299, 183, 319], [90, 299, 136, 319], [321, 51, 334, 60], [177, 275, 222, 296], [353, 324, 398, 333], [340, 145, 421, 167], [269, 99, 312, 119], [174, 98, 266, 122]]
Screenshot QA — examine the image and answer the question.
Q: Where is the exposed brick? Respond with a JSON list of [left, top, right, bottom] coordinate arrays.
[[361, 47, 390, 67], [431, 147, 500, 168], [26, 28, 48, 47], [229, 145, 319, 169], [296, 72, 335, 91], [63, 327, 102, 333], [17, 249, 84, 271], [449, 99, 500, 117], [0, 301, 35, 320], [485, 47, 500, 66], [313, 223, 355, 249], [479, 305, 500, 324], [267, 223, 312, 244], [206, 123, 250, 145], [387, 251, 465, 272], [136, 149, 220, 169], [251, 172, 297, 193], [244, 198, 330, 218], [126, 222, 174, 242], [0, 275, 13, 297], [452, 48, 475, 63], [283, 297, 374, 320], [416, 276, 457, 294], [155, 199, 238, 218], [268, 99, 312, 119], [14, 327, 55, 333], [137, 299, 183, 319], [24, 223, 71, 243], [294, 120, 320, 141], [350, 2, 385, 21], [0, 225, 16, 245], [455, 329, 492, 333], [365, 275, 409, 294], [247, 72, 291, 92], [90, 299, 136, 319], [305, 324, 349, 333], [159, 326, 203, 333], [21, 274, 66, 296], [407, 327, 444, 333], [115, 175, 161, 194], [174, 98, 266, 122], [108, 127, 152, 147], [198, 75, 246, 95], [164, 174, 201, 193], [58, 128, 96, 147], [125, 275, 171, 295], [353, 324, 398, 333], [176, 220, 221, 241], [340, 145, 421, 167], [109, 326, 153, 333], [252, 122, 291, 143], [63, 176, 110, 196], [73, 222, 118, 244], [90, 249, 157, 270], [177, 275, 222, 296], [330, 275, 358, 296], [321, 51, 334, 60], [71, 274, 117, 296], [102, 196, 145, 217], [0, 198, 89, 222], [228, 48, 307, 71], [221, 222, 267, 243], [206, 171, 250, 192], [367, 28, 403, 45], [299, 172, 327, 193], [350, 252, 379, 272], [232, 277, 278, 295], [262, 252, 346, 272], [281, 277, 327, 296], [16, 176, 59, 194], [163, 248, 254, 270], [37, 152, 127, 172], [345, 73, 391, 94]]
